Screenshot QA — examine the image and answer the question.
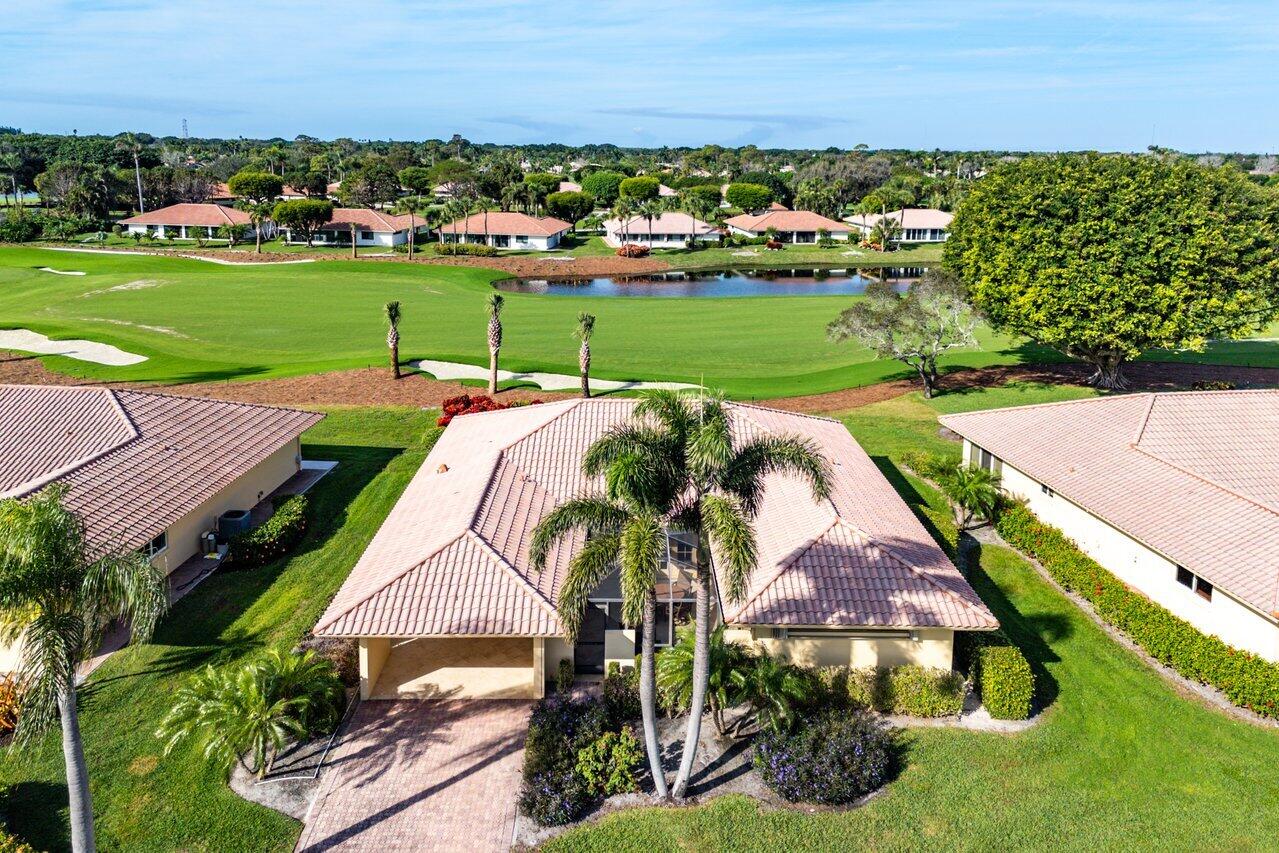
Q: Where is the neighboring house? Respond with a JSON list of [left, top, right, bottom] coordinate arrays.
[[658, 183, 677, 197], [118, 203, 255, 240], [941, 391, 1279, 662], [848, 208, 953, 242], [558, 180, 582, 193], [281, 208, 426, 247], [0, 385, 322, 672], [767, 201, 790, 211], [724, 210, 853, 243], [602, 212, 719, 247], [314, 399, 996, 701], [208, 182, 323, 204], [437, 212, 572, 250]]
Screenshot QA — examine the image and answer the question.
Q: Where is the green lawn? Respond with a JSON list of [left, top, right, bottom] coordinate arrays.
[[0, 407, 442, 852], [0, 245, 1051, 398], [546, 383, 1279, 852]]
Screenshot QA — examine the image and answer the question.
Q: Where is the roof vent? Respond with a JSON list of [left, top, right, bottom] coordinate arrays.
[[437, 463, 449, 473]]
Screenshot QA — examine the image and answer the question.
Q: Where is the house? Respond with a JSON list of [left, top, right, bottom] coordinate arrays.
[[658, 183, 677, 197], [208, 182, 323, 204], [314, 399, 996, 700], [282, 208, 427, 247], [941, 391, 1279, 662], [437, 212, 572, 250], [724, 210, 853, 243], [558, 181, 582, 193], [602, 212, 719, 248], [0, 385, 322, 672], [117, 203, 255, 240], [848, 208, 953, 242]]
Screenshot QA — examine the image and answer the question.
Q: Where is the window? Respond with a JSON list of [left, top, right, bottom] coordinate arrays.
[[1176, 565, 1213, 600], [1196, 578, 1214, 601], [1175, 565, 1194, 588], [974, 446, 1002, 476], [360, 231, 374, 240], [670, 537, 694, 565], [1041, 483, 1055, 497], [139, 531, 168, 559]]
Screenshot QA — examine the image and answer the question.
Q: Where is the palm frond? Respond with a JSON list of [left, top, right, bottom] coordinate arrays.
[[529, 497, 627, 572], [700, 494, 757, 605], [558, 533, 621, 641], [689, 396, 734, 483], [634, 389, 695, 438], [573, 312, 595, 341], [618, 513, 663, 628], [721, 435, 832, 514], [485, 291, 504, 317], [81, 548, 169, 645]]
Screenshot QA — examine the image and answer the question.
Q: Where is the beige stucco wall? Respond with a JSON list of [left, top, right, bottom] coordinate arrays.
[[153, 439, 302, 576], [368, 637, 539, 700], [546, 636, 574, 675], [604, 628, 637, 671], [724, 626, 955, 670], [359, 637, 392, 700], [968, 439, 1279, 662]]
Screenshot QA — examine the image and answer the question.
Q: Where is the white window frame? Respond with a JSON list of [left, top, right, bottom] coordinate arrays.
[[139, 531, 168, 560]]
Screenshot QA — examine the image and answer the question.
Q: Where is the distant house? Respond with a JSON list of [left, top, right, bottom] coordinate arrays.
[[658, 183, 677, 197], [437, 212, 572, 250], [281, 208, 426, 247], [558, 180, 582, 193], [0, 385, 321, 673], [942, 391, 1279, 662], [848, 208, 953, 242], [208, 182, 321, 205], [724, 210, 852, 243], [118, 203, 255, 240], [603, 212, 718, 248]]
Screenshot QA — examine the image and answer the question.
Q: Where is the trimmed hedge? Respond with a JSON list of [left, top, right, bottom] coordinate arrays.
[[844, 665, 965, 718], [224, 495, 308, 570], [996, 504, 1279, 718], [977, 646, 1034, 720], [432, 241, 498, 257]]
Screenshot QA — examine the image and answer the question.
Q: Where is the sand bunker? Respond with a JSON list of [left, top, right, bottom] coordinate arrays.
[[0, 329, 147, 366], [410, 359, 699, 393], [39, 267, 86, 276]]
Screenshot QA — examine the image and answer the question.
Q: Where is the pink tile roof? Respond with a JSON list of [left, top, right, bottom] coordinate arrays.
[[118, 203, 250, 227], [603, 212, 717, 236], [725, 210, 851, 233], [322, 208, 419, 233], [558, 181, 582, 193], [940, 391, 1279, 617], [0, 385, 322, 553], [436, 212, 572, 238], [315, 399, 995, 638], [846, 208, 954, 230]]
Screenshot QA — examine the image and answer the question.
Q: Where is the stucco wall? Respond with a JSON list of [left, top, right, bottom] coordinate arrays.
[[724, 626, 955, 670], [968, 439, 1279, 662]]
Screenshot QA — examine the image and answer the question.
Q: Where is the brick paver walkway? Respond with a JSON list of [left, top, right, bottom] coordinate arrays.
[[296, 699, 530, 852]]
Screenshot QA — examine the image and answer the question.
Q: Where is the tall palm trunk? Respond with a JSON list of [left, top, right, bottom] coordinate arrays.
[[254, 215, 262, 254], [671, 537, 710, 799], [640, 591, 669, 799], [579, 337, 591, 398], [407, 211, 415, 259], [60, 688, 95, 853], [388, 327, 400, 379], [133, 152, 145, 213], [350, 222, 358, 259], [487, 315, 502, 394]]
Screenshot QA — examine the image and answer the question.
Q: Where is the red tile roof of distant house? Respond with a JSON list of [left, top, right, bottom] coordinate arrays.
[[118, 203, 251, 227], [725, 210, 851, 233], [558, 181, 581, 193], [768, 201, 789, 211], [323, 208, 419, 233], [941, 391, 1279, 616], [603, 212, 717, 236], [315, 399, 996, 638], [847, 208, 954, 230], [0, 385, 322, 552], [436, 212, 572, 238]]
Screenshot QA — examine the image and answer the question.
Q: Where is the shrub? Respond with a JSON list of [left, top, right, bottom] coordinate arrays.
[[618, 176, 660, 202], [725, 182, 773, 211], [1191, 379, 1237, 391], [0, 212, 42, 243], [754, 709, 895, 804], [521, 694, 609, 824], [432, 241, 498, 257], [556, 657, 575, 693], [0, 675, 21, 735], [997, 504, 1279, 717], [298, 636, 359, 687], [601, 665, 640, 725], [0, 826, 36, 853], [764, 239, 784, 250], [223, 495, 308, 570], [887, 665, 966, 717], [615, 243, 649, 258], [977, 646, 1034, 720], [436, 393, 542, 427], [519, 765, 594, 826], [574, 728, 642, 797], [899, 449, 960, 484]]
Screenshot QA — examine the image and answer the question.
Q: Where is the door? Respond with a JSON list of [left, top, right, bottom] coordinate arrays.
[[574, 603, 606, 674]]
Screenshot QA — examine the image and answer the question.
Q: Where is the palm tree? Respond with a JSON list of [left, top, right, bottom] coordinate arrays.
[[632, 391, 831, 798], [385, 300, 402, 379], [0, 485, 169, 852], [0, 152, 21, 209], [115, 132, 147, 213], [657, 624, 751, 735], [613, 197, 636, 246], [573, 312, 595, 398], [530, 420, 685, 800], [730, 654, 811, 734], [943, 465, 1002, 530], [397, 197, 422, 259], [638, 198, 664, 249], [501, 183, 522, 213], [485, 292, 504, 394]]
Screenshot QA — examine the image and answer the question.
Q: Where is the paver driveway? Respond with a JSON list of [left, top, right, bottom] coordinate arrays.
[[297, 699, 530, 852]]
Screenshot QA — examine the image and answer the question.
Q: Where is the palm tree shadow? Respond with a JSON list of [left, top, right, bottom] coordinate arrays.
[[2, 781, 70, 853]]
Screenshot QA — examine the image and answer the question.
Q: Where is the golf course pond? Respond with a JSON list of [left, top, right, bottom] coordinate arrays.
[[496, 267, 928, 298]]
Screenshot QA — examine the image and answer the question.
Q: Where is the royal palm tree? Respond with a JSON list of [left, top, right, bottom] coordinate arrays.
[[0, 151, 21, 209], [0, 485, 169, 852], [114, 132, 147, 213], [385, 300, 402, 379], [633, 391, 830, 798], [530, 418, 685, 800], [573, 312, 595, 398], [637, 198, 664, 248], [485, 292, 504, 394], [613, 197, 636, 246]]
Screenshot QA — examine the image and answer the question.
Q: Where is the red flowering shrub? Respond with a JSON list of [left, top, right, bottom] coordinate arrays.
[[438, 394, 543, 427], [615, 243, 650, 258]]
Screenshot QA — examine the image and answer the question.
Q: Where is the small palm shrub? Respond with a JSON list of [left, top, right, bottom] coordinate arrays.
[[657, 624, 752, 733], [156, 649, 344, 778], [754, 709, 896, 804], [574, 728, 642, 797], [942, 465, 1002, 529], [731, 654, 813, 734]]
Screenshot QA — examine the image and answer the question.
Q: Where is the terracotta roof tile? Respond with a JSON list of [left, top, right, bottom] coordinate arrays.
[[725, 210, 851, 233], [118, 203, 250, 227], [436, 212, 571, 237]]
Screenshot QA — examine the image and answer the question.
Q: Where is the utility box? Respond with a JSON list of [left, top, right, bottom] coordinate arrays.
[[217, 509, 252, 539]]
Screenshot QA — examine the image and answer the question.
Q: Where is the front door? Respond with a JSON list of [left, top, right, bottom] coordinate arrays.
[[574, 603, 606, 674]]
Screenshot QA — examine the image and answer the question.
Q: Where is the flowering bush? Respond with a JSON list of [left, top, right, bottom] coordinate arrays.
[[436, 394, 543, 427], [520, 694, 609, 825], [575, 728, 642, 796], [615, 243, 649, 257], [764, 239, 784, 250], [0, 674, 23, 735], [519, 765, 593, 826], [754, 709, 896, 804]]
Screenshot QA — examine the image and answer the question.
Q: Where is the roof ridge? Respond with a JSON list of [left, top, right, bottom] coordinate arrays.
[[112, 387, 320, 418], [724, 515, 840, 622], [852, 521, 993, 619], [731, 400, 841, 426], [1129, 440, 1279, 521], [464, 529, 562, 624], [1129, 393, 1157, 445], [939, 392, 1130, 424]]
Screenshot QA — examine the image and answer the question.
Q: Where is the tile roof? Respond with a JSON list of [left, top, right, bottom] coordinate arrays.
[[436, 212, 572, 238], [322, 208, 419, 233], [603, 212, 717, 236], [725, 210, 851, 233], [118, 203, 250, 227], [846, 207, 954, 230], [315, 399, 995, 638], [940, 391, 1279, 617], [0, 385, 322, 553]]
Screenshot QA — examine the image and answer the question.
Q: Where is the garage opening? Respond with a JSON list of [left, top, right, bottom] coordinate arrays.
[[369, 637, 537, 700]]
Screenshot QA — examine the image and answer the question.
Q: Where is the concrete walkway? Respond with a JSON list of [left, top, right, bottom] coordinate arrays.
[[411, 358, 699, 393], [297, 699, 530, 852]]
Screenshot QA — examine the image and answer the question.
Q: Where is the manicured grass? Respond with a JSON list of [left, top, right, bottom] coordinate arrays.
[[0, 407, 442, 852], [545, 382, 1279, 852], [659, 240, 944, 270], [0, 245, 1052, 398]]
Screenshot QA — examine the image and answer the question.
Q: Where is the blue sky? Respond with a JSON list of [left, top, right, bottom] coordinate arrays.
[[3, 0, 1277, 151]]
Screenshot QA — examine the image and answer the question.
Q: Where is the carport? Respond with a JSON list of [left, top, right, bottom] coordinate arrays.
[[360, 637, 546, 700]]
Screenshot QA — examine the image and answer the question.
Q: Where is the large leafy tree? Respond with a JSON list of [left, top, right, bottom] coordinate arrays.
[[546, 191, 595, 230], [580, 170, 626, 205], [271, 198, 333, 247], [228, 170, 283, 253], [619, 176, 660, 203], [944, 154, 1279, 388], [827, 270, 977, 398], [0, 485, 169, 852], [725, 182, 773, 212]]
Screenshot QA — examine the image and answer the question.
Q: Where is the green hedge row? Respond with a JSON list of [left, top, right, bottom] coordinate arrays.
[[836, 664, 966, 718], [224, 495, 308, 570], [977, 646, 1034, 720], [996, 504, 1279, 718]]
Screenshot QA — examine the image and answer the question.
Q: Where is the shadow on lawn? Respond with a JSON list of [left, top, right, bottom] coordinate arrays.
[[3, 780, 70, 853]]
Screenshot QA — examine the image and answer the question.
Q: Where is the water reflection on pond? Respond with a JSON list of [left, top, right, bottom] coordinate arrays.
[[495, 267, 928, 298]]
